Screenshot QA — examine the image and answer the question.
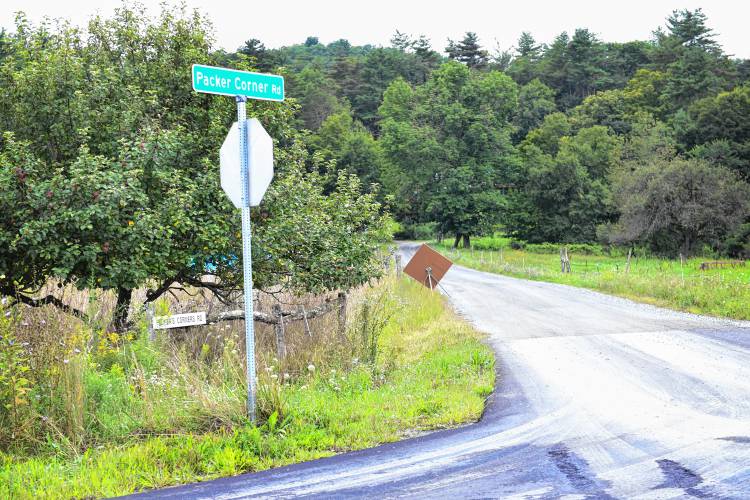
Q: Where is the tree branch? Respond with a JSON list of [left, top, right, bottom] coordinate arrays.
[[145, 275, 181, 303], [12, 293, 89, 321], [206, 297, 339, 326]]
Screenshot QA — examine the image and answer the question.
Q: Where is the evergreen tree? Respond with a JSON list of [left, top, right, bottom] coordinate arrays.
[[517, 32, 541, 58], [666, 8, 718, 50], [390, 30, 412, 51], [238, 38, 276, 72], [446, 32, 488, 69]]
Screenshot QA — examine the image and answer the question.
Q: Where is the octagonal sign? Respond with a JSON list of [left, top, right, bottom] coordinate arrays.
[[220, 118, 274, 208]]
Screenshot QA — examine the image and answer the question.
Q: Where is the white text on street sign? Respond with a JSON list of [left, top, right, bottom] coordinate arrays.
[[192, 64, 284, 101]]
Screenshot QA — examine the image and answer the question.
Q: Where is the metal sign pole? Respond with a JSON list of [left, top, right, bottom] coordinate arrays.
[[236, 95, 257, 422]]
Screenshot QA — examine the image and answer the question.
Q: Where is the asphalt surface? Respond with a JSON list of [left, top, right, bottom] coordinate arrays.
[[127, 243, 750, 499]]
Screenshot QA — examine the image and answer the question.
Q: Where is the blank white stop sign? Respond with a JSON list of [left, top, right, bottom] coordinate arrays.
[[220, 118, 274, 208]]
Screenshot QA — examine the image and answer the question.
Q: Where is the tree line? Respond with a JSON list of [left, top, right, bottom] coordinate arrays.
[[246, 8, 748, 256]]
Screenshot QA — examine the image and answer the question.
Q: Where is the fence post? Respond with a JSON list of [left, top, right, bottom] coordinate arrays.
[[337, 292, 347, 338], [301, 305, 312, 338], [559, 247, 571, 273], [395, 254, 402, 277], [273, 304, 287, 359]]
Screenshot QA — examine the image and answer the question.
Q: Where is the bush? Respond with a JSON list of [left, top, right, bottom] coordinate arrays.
[[721, 223, 750, 259], [395, 222, 437, 240], [524, 242, 607, 256], [471, 235, 512, 250]]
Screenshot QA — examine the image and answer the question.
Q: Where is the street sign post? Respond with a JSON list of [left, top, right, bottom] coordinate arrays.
[[193, 64, 284, 423]]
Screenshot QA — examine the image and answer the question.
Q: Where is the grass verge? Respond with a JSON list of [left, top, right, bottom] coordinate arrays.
[[1, 277, 494, 499], [432, 240, 750, 320]]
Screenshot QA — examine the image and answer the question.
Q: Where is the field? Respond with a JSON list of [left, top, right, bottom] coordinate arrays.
[[432, 237, 750, 321], [0, 276, 494, 499]]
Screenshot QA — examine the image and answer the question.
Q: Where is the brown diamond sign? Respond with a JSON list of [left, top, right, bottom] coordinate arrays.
[[403, 244, 453, 289]]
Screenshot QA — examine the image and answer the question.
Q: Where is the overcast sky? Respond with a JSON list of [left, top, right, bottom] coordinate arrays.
[[1, 0, 748, 58]]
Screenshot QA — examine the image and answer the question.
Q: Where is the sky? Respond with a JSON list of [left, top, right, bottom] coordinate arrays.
[[1, 0, 749, 58]]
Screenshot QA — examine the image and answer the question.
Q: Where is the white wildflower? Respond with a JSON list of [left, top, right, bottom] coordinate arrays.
[[307, 364, 315, 373]]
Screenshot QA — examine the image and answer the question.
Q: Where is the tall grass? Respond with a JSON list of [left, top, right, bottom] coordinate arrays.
[[434, 239, 750, 320], [1, 275, 494, 498]]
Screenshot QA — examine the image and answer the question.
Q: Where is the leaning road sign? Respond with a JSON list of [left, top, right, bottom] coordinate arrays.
[[193, 64, 284, 423], [192, 64, 284, 101], [220, 119, 274, 208], [153, 312, 207, 330], [404, 244, 453, 290]]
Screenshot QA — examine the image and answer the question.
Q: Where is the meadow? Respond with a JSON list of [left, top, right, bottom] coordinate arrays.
[[0, 276, 494, 499], [433, 236, 750, 321]]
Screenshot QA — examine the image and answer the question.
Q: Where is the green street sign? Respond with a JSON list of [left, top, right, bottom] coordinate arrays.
[[192, 64, 284, 101]]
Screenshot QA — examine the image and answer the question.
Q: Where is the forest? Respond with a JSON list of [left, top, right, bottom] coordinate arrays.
[[235, 8, 750, 255]]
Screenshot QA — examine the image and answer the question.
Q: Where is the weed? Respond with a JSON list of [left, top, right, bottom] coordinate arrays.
[[1, 276, 494, 498]]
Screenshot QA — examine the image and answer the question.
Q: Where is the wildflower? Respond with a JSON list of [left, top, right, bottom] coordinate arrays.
[[352, 358, 359, 365], [270, 374, 278, 380], [283, 373, 290, 380], [307, 364, 315, 373], [3, 311, 10, 318], [41, 416, 48, 422], [0, 297, 6, 305], [74, 348, 81, 354], [265, 366, 273, 373], [63, 359, 70, 364]]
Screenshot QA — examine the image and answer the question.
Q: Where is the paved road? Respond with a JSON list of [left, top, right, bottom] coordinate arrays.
[[129, 243, 750, 499]]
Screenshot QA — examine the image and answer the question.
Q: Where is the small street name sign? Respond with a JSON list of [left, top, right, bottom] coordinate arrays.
[[153, 312, 207, 330]]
